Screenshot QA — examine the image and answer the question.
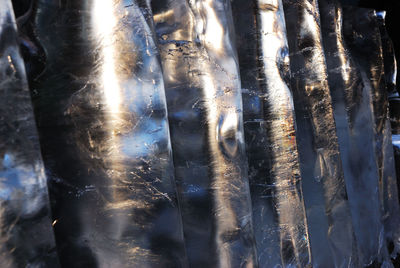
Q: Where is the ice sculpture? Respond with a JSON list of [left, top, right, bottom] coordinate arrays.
[[0, 0, 59, 266], [342, 6, 400, 260], [282, 0, 358, 266], [231, 0, 311, 266], [1, 0, 398, 267], [151, 0, 258, 267], [319, 0, 388, 265], [25, 0, 187, 266], [153, 0, 256, 267]]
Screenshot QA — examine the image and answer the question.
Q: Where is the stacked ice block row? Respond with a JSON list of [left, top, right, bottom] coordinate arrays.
[[0, 0, 398, 267]]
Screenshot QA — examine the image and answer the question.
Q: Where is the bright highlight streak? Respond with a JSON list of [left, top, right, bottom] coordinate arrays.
[[203, 0, 223, 50], [93, 0, 121, 115]]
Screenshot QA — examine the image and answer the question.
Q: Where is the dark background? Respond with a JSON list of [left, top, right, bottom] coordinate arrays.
[[347, 0, 400, 91]]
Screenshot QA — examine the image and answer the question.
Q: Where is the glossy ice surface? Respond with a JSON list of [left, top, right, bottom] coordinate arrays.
[[0, 0, 59, 266], [342, 6, 400, 260], [152, 0, 257, 266], [28, 0, 187, 267], [319, 1, 387, 265], [1, 0, 400, 267], [283, 0, 358, 266], [232, 0, 310, 266]]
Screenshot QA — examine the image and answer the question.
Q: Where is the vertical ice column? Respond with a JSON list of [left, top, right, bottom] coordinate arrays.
[[342, 7, 400, 259], [318, 0, 386, 265], [377, 17, 400, 257], [28, 0, 187, 267], [377, 14, 400, 259], [376, 11, 398, 97], [231, 0, 311, 266], [152, 0, 257, 267], [282, 0, 358, 266], [0, 0, 59, 267]]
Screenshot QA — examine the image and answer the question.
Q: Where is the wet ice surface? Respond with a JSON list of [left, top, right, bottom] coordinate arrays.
[[343, 6, 400, 261], [283, 0, 358, 266], [0, 1, 59, 267], [3, 0, 400, 267], [232, 0, 311, 267], [319, 1, 387, 266], [27, 1, 187, 267], [152, 0, 257, 266]]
